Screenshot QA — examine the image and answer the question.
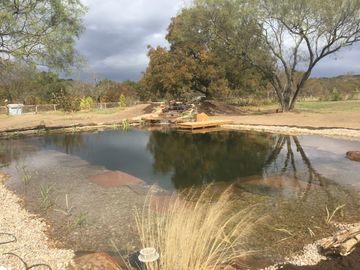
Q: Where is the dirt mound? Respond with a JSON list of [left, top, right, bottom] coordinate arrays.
[[141, 103, 160, 114], [282, 244, 360, 270], [197, 100, 243, 116]]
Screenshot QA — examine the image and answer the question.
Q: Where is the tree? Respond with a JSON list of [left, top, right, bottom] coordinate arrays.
[[194, 0, 360, 111], [95, 79, 137, 102], [140, 3, 270, 101], [0, 0, 87, 70], [0, 61, 37, 102], [140, 45, 230, 100]]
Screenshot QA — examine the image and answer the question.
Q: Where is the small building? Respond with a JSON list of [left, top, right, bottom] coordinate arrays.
[[7, 104, 24, 116]]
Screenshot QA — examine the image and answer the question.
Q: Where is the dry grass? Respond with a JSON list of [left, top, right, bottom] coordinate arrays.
[[135, 187, 256, 270]]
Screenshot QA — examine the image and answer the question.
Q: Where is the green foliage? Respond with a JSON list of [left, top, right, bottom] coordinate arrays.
[[0, 0, 87, 71], [330, 88, 343, 101], [40, 184, 53, 210], [80, 96, 94, 111], [118, 94, 127, 108], [121, 119, 130, 131], [74, 211, 89, 227], [16, 163, 32, 186]]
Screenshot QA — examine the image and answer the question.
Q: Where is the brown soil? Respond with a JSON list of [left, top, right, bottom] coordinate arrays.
[[211, 110, 360, 130], [281, 244, 360, 270], [0, 104, 151, 132], [198, 100, 244, 116]]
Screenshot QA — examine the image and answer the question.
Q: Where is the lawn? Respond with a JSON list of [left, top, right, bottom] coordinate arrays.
[[295, 100, 360, 113]]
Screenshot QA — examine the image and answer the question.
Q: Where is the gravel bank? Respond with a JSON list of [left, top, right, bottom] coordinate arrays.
[[223, 124, 360, 141], [0, 174, 74, 270]]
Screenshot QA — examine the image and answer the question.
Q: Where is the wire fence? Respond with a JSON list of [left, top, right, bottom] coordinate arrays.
[[0, 101, 140, 115]]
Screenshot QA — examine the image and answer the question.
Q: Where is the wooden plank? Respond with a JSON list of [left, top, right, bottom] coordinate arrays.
[[176, 120, 233, 130], [179, 127, 226, 134]]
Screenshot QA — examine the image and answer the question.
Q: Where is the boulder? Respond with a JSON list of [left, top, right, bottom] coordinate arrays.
[[346, 151, 360, 162], [70, 252, 122, 270]]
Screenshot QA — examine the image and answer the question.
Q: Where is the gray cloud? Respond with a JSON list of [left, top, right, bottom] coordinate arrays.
[[73, 0, 360, 82], [74, 0, 182, 81], [312, 44, 360, 77]]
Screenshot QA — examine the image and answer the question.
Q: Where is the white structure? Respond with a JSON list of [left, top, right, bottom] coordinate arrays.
[[7, 104, 24, 115], [138, 247, 159, 263]]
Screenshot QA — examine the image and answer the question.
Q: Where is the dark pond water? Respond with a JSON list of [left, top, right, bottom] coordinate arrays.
[[3, 128, 360, 191], [1, 128, 360, 264]]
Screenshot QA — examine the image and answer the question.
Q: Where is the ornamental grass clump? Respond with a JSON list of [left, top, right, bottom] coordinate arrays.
[[135, 187, 255, 270]]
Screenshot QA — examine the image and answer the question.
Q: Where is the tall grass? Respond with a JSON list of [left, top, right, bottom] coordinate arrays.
[[135, 187, 255, 270]]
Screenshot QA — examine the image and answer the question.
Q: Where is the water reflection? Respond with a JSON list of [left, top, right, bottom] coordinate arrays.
[[1, 129, 360, 192], [147, 130, 277, 189], [0, 139, 37, 168]]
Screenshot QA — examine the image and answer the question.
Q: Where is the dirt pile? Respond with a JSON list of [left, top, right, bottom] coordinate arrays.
[[197, 100, 244, 116]]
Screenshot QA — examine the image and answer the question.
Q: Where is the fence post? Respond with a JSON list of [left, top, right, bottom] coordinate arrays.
[[104, 103, 107, 109], [54, 104, 57, 111], [35, 105, 38, 114]]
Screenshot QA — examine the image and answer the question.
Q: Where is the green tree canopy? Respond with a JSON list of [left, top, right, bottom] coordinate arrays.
[[0, 0, 87, 71]]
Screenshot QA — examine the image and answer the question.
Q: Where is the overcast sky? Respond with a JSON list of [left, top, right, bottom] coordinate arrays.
[[73, 0, 360, 82]]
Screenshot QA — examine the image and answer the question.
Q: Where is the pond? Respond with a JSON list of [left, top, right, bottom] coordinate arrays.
[[1, 128, 360, 266]]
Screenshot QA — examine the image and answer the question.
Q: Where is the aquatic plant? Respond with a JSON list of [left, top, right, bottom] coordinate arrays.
[[121, 119, 130, 131], [135, 187, 255, 270], [39, 184, 53, 210], [74, 211, 89, 227], [325, 204, 346, 224], [16, 163, 32, 186], [54, 194, 74, 216]]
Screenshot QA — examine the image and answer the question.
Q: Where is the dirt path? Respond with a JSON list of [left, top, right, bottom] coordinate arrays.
[[0, 104, 150, 132], [209, 111, 360, 140], [211, 110, 360, 130]]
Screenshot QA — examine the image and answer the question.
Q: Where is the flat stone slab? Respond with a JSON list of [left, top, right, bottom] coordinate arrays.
[[88, 171, 144, 188], [70, 252, 122, 270]]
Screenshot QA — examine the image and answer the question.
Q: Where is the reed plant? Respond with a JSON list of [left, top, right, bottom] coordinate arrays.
[[135, 187, 255, 270]]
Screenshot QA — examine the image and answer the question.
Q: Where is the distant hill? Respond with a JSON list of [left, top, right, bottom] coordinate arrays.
[[301, 75, 360, 100]]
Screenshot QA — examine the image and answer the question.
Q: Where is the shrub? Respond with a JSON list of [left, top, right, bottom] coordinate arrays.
[[118, 94, 127, 108], [51, 88, 80, 112], [80, 96, 94, 111], [330, 88, 343, 101]]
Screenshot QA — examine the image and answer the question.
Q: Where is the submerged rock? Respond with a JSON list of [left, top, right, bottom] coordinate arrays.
[[71, 252, 122, 270], [88, 171, 144, 188], [346, 151, 360, 162]]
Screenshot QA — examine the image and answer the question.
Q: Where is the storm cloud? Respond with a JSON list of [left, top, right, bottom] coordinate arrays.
[[74, 0, 360, 82]]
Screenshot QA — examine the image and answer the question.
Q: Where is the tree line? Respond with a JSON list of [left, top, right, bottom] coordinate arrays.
[[0, 61, 139, 111], [1, 0, 360, 112]]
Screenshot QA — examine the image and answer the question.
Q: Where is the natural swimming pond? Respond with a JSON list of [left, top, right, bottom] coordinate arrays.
[[1, 128, 360, 266]]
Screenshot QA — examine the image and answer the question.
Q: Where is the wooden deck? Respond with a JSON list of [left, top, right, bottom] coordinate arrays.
[[176, 120, 233, 130]]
